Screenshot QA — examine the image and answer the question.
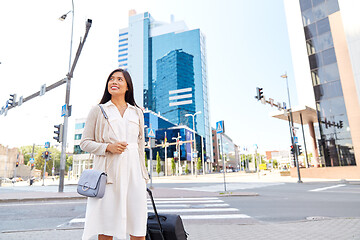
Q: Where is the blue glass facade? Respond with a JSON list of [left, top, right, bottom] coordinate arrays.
[[120, 12, 212, 163], [155, 49, 196, 127]]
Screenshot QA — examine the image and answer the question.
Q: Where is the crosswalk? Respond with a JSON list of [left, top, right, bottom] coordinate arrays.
[[67, 196, 251, 226]]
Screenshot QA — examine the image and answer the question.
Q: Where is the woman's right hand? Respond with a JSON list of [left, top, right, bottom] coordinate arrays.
[[106, 142, 128, 154]]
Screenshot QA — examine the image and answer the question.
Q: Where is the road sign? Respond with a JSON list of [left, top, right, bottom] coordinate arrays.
[[61, 104, 67, 117], [148, 128, 156, 138], [294, 136, 298, 144], [45, 142, 50, 148], [174, 152, 178, 158], [192, 152, 198, 158], [29, 158, 35, 164], [216, 120, 224, 133]]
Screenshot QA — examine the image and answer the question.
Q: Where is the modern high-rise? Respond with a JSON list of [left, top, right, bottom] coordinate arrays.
[[118, 11, 213, 163], [284, 0, 360, 178]]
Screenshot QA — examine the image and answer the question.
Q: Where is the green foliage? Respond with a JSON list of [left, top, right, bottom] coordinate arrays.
[[185, 163, 189, 174], [34, 147, 61, 177], [156, 152, 161, 175], [171, 158, 176, 175], [20, 145, 42, 166], [272, 159, 278, 168], [145, 152, 148, 168], [196, 157, 202, 172]]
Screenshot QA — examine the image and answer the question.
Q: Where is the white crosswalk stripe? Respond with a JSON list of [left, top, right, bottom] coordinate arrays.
[[68, 196, 251, 225]]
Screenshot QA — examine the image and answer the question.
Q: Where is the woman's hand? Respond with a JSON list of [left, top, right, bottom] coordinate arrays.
[[106, 142, 128, 154]]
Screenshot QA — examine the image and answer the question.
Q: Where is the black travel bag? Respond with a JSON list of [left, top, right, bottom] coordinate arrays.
[[146, 188, 188, 240]]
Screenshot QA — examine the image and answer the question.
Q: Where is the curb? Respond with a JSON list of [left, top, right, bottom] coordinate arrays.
[[218, 192, 259, 197], [0, 196, 86, 203]]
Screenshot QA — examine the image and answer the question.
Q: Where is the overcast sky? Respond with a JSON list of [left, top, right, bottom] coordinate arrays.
[[0, 0, 301, 154]]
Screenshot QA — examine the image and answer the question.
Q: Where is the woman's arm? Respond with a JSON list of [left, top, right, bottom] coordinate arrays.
[[80, 106, 108, 156]]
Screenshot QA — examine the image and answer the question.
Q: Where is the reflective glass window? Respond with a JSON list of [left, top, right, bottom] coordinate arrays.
[[312, 3, 327, 21], [306, 40, 316, 55], [321, 47, 337, 66], [317, 17, 331, 35], [309, 53, 321, 69], [302, 8, 315, 26], [74, 134, 82, 140], [311, 69, 320, 86], [316, 32, 333, 51], [300, 0, 312, 11], [75, 123, 85, 129], [314, 80, 343, 101], [326, 0, 340, 15], [312, 0, 325, 7], [304, 23, 317, 40], [317, 63, 340, 83]]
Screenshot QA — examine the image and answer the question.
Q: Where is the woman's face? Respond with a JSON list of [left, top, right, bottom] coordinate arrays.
[[108, 71, 128, 97]]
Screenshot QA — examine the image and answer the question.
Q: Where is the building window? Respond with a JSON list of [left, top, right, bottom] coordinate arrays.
[[74, 145, 84, 154], [75, 134, 82, 140], [75, 123, 85, 130]]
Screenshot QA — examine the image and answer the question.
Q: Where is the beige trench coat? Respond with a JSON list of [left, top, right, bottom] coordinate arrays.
[[80, 104, 149, 183]]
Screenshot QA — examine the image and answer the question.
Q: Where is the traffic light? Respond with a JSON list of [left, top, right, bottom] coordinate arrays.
[[255, 87, 264, 100], [290, 145, 296, 160], [16, 161, 19, 167], [53, 124, 63, 143], [297, 145, 302, 155], [9, 94, 17, 107], [31, 163, 35, 170], [339, 120, 343, 129]]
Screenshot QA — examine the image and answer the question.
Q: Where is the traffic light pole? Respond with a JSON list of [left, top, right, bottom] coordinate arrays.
[[58, 19, 92, 193], [283, 74, 302, 183]]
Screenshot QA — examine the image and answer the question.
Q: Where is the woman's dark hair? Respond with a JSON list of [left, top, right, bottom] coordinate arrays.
[[99, 68, 139, 108]]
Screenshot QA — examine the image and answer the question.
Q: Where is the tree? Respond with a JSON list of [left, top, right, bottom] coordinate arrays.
[[171, 158, 176, 175], [196, 157, 202, 173], [156, 152, 161, 175], [145, 152, 148, 168], [185, 163, 189, 174]]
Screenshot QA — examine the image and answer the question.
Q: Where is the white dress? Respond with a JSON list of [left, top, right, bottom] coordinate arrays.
[[82, 101, 147, 240]]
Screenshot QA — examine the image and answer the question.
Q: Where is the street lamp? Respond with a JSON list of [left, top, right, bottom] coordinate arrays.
[[185, 111, 201, 176], [281, 73, 302, 183], [58, 0, 75, 192]]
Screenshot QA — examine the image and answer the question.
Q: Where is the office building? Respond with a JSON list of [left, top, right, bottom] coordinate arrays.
[[118, 11, 213, 165], [283, 0, 360, 178]]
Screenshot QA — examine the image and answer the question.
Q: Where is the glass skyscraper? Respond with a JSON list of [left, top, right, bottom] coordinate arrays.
[[284, 0, 360, 178], [118, 11, 213, 163]]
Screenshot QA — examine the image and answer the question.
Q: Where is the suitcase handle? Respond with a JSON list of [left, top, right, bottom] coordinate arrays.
[[147, 188, 165, 240]]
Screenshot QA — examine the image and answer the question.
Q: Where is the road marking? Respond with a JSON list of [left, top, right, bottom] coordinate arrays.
[[147, 197, 219, 201], [148, 208, 239, 213], [147, 200, 224, 204], [309, 184, 346, 192], [147, 203, 229, 208], [69, 212, 251, 223], [173, 182, 284, 192], [181, 214, 251, 219], [0, 201, 86, 207]]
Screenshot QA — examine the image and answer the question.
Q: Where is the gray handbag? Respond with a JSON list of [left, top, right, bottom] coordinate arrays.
[[77, 169, 107, 198], [77, 104, 113, 198]]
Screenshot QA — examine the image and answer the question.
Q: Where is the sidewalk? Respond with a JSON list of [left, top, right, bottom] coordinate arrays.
[[2, 218, 360, 239]]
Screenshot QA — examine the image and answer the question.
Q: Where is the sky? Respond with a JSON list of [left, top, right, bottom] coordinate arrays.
[[0, 0, 301, 154]]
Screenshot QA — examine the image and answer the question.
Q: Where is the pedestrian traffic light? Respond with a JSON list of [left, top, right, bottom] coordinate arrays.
[[255, 87, 264, 100], [339, 120, 343, 129], [53, 124, 63, 143], [16, 161, 19, 167], [297, 145, 302, 155], [9, 94, 17, 107], [31, 163, 35, 170], [290, 145, 296, 160]]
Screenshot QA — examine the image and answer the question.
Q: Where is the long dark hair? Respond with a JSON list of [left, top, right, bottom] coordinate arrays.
[[99, 68, 139, 108]]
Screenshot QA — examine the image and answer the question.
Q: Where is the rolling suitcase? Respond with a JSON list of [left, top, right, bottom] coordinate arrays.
[[146, 188, 188, 240]]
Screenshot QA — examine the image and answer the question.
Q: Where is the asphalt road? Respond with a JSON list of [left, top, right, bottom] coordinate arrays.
[[1, 181, 360, 233]]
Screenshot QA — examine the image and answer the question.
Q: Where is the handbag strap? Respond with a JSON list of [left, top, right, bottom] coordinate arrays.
[[98, 104, 116, 174]]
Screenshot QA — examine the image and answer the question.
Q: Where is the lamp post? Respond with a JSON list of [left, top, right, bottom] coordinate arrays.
[[185, 111, 201, 176], [58, 0, 74, 192], [281, 73, 302, 183]]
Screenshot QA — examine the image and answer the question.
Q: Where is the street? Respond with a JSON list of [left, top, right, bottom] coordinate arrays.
[[1, 174, 360, 239]]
